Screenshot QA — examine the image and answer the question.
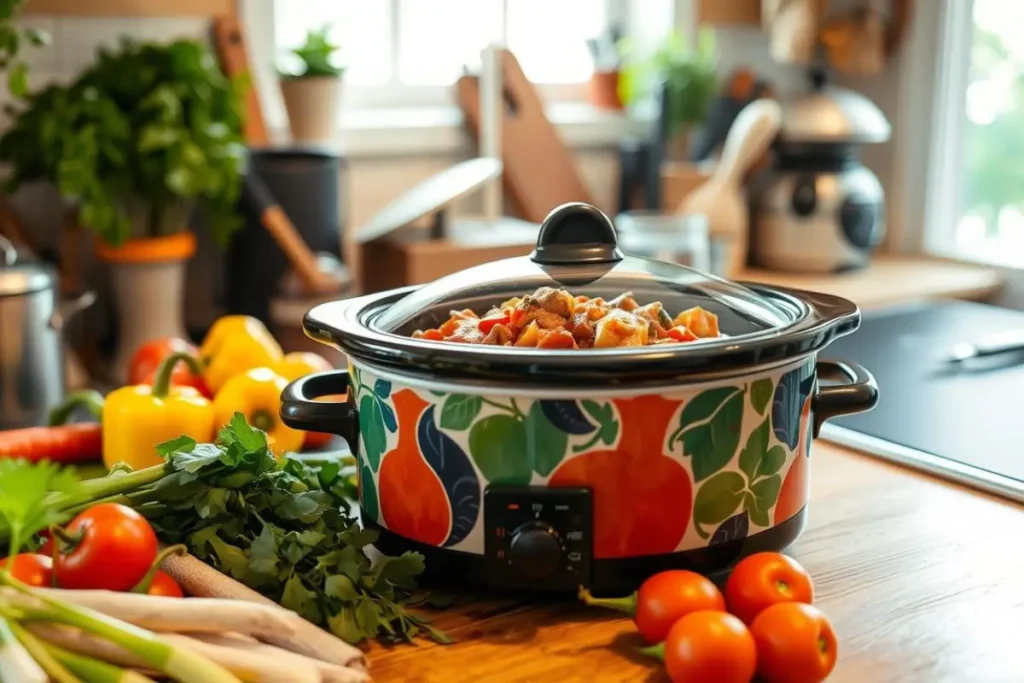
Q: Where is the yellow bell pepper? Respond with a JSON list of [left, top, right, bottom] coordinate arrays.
[[273, 351, 333, 383], [103, 352, 216, 470], [200, 316, 283, 395], [213, 367, 304, 456]]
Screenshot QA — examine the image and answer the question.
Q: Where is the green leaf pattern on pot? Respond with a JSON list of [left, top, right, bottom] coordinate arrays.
[[440, 394, 483, 431], [358, 395, 386, 471], [750, 378, 774, 415], [525, 402, 568, 477], [694, 414, 790, 539], [469, 414, 530, 484], [669, 386, 745, 482], [358, 464, 379, 524]]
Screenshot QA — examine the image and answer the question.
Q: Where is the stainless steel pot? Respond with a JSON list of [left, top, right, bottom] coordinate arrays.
[[0, 236, 95, 429]]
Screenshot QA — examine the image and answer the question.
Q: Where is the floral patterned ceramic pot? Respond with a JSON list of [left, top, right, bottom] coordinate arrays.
[[282, 203, 878, 594]]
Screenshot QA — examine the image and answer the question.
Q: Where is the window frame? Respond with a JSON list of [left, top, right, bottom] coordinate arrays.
[[901, 0, 1024, 273], [270, 0, 627, 110]]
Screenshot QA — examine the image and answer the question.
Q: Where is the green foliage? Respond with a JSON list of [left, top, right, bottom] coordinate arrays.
[[619, 28, 718, 139], [282, 25, 345, 79], [0, 0, 49, 98], [0, 38, 246, 247]]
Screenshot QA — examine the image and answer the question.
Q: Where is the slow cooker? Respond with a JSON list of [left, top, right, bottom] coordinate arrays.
[[281, 203, 878, 594]]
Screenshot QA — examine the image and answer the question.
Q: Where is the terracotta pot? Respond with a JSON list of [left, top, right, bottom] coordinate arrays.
[[281, 76, 343, 144], [96, 232, 196, 383], [588, 71, 623, 111]]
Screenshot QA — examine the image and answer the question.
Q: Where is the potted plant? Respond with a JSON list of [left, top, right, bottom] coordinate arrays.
[[620, 28, 719, 160], [279, 24, 345, 144], [0, 38, 245, 381]]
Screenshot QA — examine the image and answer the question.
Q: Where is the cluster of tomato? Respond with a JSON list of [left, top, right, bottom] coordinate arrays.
[[0, 503, 181, 597], [590, 552, 836, 683]]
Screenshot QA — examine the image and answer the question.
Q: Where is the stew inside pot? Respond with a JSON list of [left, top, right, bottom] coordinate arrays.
[[411, 286, 722, 349]]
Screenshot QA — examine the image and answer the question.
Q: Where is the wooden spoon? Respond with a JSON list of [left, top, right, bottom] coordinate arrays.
[[676, 98, 783, 278]]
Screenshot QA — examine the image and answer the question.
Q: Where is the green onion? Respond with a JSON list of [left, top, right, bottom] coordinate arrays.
[[4, 613, 80, 682], [0, 611, 47, 683], [42, 640, 158, 683]]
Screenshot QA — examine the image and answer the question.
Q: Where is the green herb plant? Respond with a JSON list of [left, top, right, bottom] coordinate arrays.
[[619, 27, 719, 141], [280, 25, 345, 78], [0, 414, 446, 646], [0, 0, 50, 98], [0, 38, 246, 247]]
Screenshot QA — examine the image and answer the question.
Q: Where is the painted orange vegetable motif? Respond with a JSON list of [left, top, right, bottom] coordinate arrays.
[[775, 395, 813, 525], [377, 390, 450, 546], [549, 395, 692, 558]]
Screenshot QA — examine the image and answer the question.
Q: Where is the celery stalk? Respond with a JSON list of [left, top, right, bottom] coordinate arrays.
[[0, 612, 47, 683], [42, 640, 159, 683], [0, 575, 241, 683]]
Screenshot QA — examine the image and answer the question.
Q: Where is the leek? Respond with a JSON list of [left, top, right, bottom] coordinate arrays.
[[0, 574, 241, 683]]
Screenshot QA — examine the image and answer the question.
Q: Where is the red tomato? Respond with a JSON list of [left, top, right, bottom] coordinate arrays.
[[725, 552, 815, 625], [750, 602, 838, 683], [54, 503, 159, 591], [660, 610, 757, 683], [0, 553, 53, 587], [633, 570, 726, 643], [302, 431, 334, 450], [147, 570, 185, 598]]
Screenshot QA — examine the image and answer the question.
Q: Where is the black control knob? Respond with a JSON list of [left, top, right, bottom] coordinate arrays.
[[508, 522, 562, 580]]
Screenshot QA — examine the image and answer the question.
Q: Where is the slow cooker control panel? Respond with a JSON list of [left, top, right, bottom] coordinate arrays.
[[484, 486, 592, 591]]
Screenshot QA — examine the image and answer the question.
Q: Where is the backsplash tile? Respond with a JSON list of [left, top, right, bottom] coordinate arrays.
[[138, 16, 211, 44], [57, 17, 143, 72]]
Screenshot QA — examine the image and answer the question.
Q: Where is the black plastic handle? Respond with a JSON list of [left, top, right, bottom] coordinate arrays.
[[530, 202, 624, 265], [280, 370, 360, 452], [812, 359, 879, 437]]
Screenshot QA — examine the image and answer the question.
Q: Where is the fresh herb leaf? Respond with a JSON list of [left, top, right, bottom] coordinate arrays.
[[0, 460, 80, 556]]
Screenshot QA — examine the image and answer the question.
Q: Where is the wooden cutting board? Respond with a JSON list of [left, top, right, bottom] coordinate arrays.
[[456, 50, 593, 223]]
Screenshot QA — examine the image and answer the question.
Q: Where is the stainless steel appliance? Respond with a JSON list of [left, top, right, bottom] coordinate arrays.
[[751, 70, 890, 273], [0, 237, 93, 429]]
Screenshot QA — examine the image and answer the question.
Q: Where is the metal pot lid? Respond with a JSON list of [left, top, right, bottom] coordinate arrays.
[[778, 76, 891, 145], [304, 203, 862, 385], [0, 236, 57, 298]]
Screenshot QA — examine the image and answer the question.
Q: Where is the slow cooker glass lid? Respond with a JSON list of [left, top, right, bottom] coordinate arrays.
[[373, 203, 796, 339]]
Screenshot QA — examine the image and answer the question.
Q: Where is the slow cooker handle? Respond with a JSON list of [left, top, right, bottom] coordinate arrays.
[[812, 359, 879, 437], [280, 370, 360, 451], [530, 202, 625, 265]]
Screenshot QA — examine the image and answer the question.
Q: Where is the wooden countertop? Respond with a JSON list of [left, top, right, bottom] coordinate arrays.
[[368, 441, 1024, 683], [738, 256, 1004, 310]]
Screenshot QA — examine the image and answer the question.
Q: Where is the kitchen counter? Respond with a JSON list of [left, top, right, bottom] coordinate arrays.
[[367, 441, 1024, 683], [739, 256, 1004, 310]]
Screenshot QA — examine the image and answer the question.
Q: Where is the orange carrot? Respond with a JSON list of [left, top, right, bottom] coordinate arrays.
[[0, 423, 103, 463]]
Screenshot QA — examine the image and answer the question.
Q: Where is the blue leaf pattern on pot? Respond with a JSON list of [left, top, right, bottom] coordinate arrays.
[[772, 364, 814, 450], [710, 511, 749, 546], [417, 405, 481, 547], [539, 401, 595, 435]]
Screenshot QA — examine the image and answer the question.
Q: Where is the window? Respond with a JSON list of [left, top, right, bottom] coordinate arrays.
[[924, 0, 1024, 267], [273, 0, 620, 108]]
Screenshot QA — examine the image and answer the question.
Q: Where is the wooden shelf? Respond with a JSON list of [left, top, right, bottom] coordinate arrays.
[[23, 0, 235, 16], [739, 256, 1005, 310], [699, 0, 761, 26]]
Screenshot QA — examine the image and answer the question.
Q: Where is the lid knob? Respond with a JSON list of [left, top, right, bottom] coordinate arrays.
[[530, 203, 624, 265]]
